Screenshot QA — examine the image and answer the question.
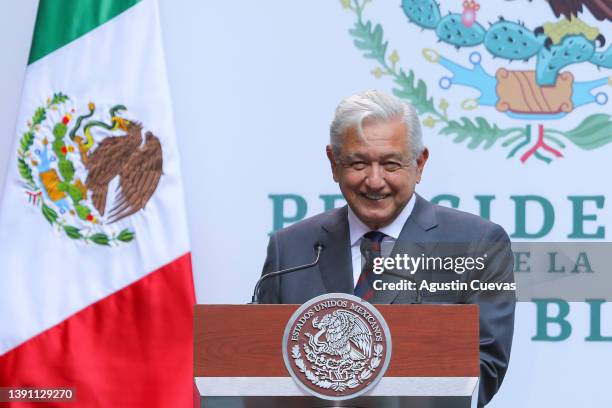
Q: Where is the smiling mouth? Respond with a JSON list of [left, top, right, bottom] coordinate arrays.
[[361, 193, 391, 201]]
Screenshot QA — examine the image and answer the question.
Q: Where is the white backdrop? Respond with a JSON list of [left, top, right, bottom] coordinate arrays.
[[1, 1, 611, 407]]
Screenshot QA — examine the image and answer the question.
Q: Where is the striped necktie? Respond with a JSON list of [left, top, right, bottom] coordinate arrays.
[[354, 231, 387, 301]]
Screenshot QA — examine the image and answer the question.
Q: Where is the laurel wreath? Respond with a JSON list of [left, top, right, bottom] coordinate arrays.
[[341, 0, 612, 163], [292, 343, 383, 392], [17, 93, 135, 246]]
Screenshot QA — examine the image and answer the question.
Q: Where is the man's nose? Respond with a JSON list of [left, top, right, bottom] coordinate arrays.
[[364, 163, 386, 190]]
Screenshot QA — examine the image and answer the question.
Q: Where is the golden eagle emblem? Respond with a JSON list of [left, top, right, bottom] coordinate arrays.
[[84, 121, 163, 223], [16, 93, 163, 245]]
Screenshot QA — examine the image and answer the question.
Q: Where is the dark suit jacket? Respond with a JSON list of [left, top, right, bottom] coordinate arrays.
[[260, 194, 515, 407]]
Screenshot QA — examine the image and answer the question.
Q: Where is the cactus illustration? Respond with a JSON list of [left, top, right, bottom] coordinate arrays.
[[536, 35, 595, 85], [591, 45, 612, 69], [400, 1, 610, 85], [436, 13, 485, 48], [484, 19, 544, 61], [401, 0, 441, 29]]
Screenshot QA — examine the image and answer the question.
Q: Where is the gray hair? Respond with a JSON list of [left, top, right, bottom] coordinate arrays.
[[329, 90, 424, 164]]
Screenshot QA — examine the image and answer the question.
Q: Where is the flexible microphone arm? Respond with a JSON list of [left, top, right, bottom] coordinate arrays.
[[250, 244, 324, 304]]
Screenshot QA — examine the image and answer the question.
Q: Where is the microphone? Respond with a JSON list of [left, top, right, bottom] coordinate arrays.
[[250, 243, 325, 304]]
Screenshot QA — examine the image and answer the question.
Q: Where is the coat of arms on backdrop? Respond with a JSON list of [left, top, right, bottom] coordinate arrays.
[[17, 94, 163, 245], [340, 0, 612, 163]]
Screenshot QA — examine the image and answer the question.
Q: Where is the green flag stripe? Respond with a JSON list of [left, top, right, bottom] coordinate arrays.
[[28, 0, 142, 65]]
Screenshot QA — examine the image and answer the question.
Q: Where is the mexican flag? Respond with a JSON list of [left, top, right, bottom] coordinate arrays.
[[0, 0, 195, 406]]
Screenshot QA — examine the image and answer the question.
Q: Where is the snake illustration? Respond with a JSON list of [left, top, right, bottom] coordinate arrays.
[[70, 104, 129, 151]]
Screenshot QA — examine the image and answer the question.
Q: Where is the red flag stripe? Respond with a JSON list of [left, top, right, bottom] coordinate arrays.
[[0, 252, 195, 407]]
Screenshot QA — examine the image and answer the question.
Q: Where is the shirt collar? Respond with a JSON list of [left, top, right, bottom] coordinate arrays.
[[347, 193, 416, 246]]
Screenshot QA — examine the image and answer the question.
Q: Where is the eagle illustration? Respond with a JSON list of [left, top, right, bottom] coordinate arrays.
[[306, 310, 373, 362], [84, 122, 163, 223], [546, 0, 612, 21]]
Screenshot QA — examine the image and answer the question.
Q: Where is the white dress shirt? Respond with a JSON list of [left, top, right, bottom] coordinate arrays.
[[348, 194, 416, 286]]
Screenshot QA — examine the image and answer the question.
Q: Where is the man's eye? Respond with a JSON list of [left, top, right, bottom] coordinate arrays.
[[350, 162, 368, 170], [383, 162, 402, 172]]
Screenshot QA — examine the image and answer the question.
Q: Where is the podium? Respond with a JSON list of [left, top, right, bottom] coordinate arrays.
[[194, 304, 479, 408]]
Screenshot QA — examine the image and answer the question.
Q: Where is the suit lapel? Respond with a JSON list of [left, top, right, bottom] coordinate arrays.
[[370, 194, 439, 304], [318, 206, 354, 294]]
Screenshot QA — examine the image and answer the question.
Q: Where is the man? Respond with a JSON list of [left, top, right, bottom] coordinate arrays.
[[259, 90, 515, 407]]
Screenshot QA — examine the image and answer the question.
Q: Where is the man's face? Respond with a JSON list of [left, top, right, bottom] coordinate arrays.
[[327, 119, 429, 230]]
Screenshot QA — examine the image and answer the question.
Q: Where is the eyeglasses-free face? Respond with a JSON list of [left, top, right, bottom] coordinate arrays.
[[327, 119, 429, 230]]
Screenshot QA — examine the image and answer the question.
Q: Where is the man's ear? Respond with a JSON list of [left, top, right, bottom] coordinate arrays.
[[415, 147, 429, 184], [326, 145, 340, 183]]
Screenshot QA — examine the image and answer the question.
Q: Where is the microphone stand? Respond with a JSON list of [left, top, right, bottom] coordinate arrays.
[[250, 244, 324, 304]]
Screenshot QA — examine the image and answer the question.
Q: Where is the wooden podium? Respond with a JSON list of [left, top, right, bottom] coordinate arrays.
[[194, 304, 479, 408]]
